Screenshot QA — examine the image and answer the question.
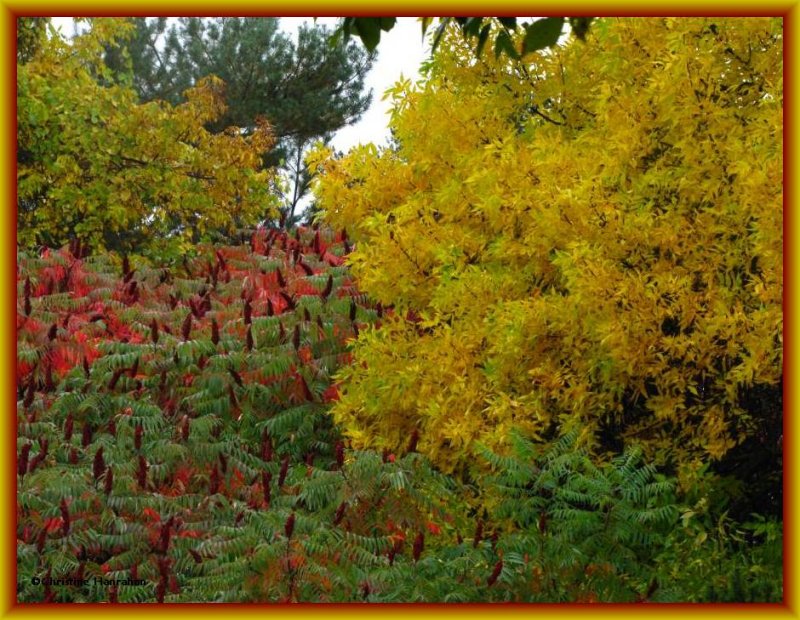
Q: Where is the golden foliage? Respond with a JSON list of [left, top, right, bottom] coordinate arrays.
[[312, 18, 783, 473], [17, 18, 277, 255]]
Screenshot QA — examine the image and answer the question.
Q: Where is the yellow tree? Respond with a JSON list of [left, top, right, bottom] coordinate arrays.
[[312, 18, 783, 474], [17, 18, 277, 257]]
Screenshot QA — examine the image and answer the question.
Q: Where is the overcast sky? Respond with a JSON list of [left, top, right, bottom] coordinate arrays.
[[284, 17, 428, 152], [49, 16, 429, 153]]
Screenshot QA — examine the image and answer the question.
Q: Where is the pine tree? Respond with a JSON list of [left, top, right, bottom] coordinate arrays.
[[103, 17, 375, 223]]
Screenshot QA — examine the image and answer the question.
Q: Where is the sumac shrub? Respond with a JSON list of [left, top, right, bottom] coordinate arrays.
[[16, 227, 444, 602]]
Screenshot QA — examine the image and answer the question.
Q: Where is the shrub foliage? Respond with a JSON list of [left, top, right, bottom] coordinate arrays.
[[16, 229, 392, 602]]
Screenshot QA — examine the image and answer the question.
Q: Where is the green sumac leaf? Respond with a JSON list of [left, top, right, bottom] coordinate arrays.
[[420, 17, 433, 37], [461, 17, 485, 37], [522, 17, 564, 55], [497, 17, 518, 30], [328, 26, 344, 48]]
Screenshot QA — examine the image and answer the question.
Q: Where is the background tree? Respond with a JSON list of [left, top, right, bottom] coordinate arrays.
[[17, 18, 277, 258], [104, 17, 375, 225]]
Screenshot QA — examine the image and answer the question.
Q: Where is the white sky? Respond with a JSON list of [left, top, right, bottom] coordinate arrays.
[[49, 16, 429, 153], [283, 17, 428, 152]]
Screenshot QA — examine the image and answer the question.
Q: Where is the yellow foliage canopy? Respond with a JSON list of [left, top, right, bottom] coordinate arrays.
[[312, 18, 783, 473]]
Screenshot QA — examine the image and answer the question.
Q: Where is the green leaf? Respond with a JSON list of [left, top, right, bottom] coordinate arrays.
[[493, 29, 519, 60], [431, 18, 452, 53], [461, 17, 484, 37], [476, 23, 492, 58], [568, 17, 594, 41], [341, 17, 355, 37], [522, 17, 565, 55], [354, 18, 381, 52], [420, 17, 433, 37], [379, 17, 396, 32], [328, 26, 344, 48], [497, 17, 518, 30]]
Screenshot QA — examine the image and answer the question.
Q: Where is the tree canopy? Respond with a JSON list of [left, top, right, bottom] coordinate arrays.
[[103, 17, 375, 222], [17, 19, 276, 258], [312, 17, 783, 475], [16, 16, 49, 63]]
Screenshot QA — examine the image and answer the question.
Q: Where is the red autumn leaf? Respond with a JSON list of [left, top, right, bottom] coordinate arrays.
[[143, 507, 160, 522], [323, 252, 343, 267], [298, 346, 313, 364], [173, 465, 192, 487], [322, 384, 340, 403]]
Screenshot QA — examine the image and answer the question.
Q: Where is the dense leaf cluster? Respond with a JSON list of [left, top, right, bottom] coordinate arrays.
[[14, 227, 781, 602], [15, 232, 781, 602], [102, 17, 375, 222], [17, 19, 277, 256], [314, 17, 783, 474], [16, 229, 388, 602]]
